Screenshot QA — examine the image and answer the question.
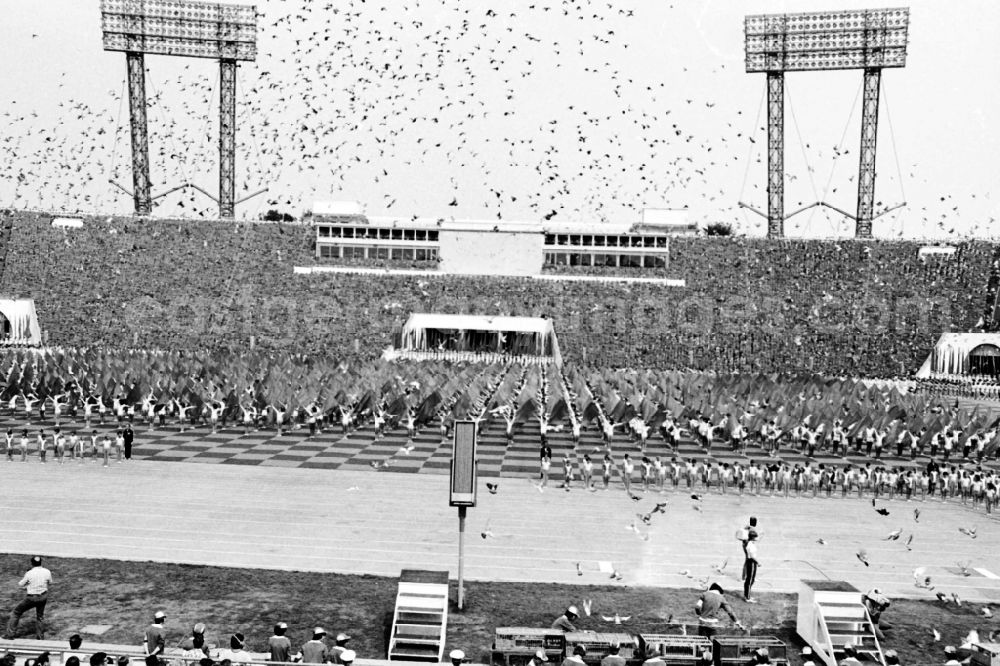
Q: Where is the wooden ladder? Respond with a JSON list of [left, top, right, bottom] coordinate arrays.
[[388, 572, 449, 662]]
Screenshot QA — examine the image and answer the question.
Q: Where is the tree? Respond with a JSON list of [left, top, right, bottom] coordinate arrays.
[[262, 209, 296, 222], [704, 222, 733, 236]]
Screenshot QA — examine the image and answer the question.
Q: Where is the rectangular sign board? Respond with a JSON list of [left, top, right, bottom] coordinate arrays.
[[101, 0, 257, 61], [745, 8, 909, 72], [450, 420, 477, 507]]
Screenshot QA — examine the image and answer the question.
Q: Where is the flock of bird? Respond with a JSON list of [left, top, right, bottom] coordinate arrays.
[[1, 0, 991, 237], [462, 479, 996, 639]]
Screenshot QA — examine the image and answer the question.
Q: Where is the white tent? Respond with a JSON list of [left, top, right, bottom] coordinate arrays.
[[399, 313, 561, 365], [0, 298, 42, 345], [917, 332, 1000, 377]]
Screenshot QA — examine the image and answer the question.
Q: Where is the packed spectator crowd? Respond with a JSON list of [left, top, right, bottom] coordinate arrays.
[[2, 211, 997, 378]]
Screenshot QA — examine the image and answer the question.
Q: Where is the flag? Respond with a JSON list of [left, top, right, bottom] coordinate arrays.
[[514, 399, 538, 425], [547, 398, 569, 426]]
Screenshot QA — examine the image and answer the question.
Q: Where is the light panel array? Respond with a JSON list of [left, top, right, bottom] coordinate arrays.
[[101, 0, 257, 60], [745, 7, 909, 72]]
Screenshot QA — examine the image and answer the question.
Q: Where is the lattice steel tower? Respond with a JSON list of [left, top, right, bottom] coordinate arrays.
[[744, 8, 910, 238], [101, 0, 258, 219]]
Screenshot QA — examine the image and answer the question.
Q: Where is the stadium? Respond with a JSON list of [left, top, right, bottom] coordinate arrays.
[[1, 1, 999, 666]]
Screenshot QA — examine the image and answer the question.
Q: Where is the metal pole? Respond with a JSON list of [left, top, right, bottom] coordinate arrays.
[[766, 71, 785, 238], [457, 505, 467, 610], [126, 52, 151, 215], [855, 67, 882, 238], [219, 58, 237, 218]]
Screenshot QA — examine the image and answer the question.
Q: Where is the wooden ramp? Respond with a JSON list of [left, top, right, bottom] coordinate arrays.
[[388, 569, 450, 662], [796, 581, 885, 666]]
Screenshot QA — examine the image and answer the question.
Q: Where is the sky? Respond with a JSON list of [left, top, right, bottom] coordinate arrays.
[[0, 0, 998, 238]]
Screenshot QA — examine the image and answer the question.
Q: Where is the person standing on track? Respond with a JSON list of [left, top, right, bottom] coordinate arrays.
[[124, 424, 135, 462], [743, 530, 760, 603], [4, 556, 52, 639]]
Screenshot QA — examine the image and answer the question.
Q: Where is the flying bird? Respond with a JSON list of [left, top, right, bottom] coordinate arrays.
[[601, 613, 631, 624], [959, 527, 977, 539], [856, 550, 870, 567], [913, 508, 920, 522], [885, 528, 902, 541], [486, 482, 498, 494], [576, 562, 583, 576]]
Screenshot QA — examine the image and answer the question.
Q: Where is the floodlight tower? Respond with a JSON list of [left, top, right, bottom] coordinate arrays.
[[100, 0, 258, 218], [744, 8, 910, 238]]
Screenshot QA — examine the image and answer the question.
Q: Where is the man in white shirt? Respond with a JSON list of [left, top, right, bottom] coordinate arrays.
[[742, 531, 760, 603], [4, 556, 52, 639]]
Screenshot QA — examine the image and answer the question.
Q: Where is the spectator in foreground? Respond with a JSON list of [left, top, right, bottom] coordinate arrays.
[[838, 645, 863, 666], [640, 645, 665, 666], [217, 633, 252, 665], [301, 628, 330, 664], [268, 622, 291, 663], [330, 633, 352, 664], [561, 645, 587, 666], [526, 649, 549, 666], [339, 650, 355, 666], [178, 623, 207, 651], [600, 644, 625, 666], [144, 611, 167, 658]]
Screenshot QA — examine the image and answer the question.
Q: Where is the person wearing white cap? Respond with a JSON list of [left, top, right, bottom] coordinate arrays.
[[330, 633, 352, 664], [144, 611, 167, 658], [339, 650, 355, 666], [301, 628, 330, 664], [527, 649, 548, 666], [268, 623, 291, 663], [551, 606, 579, 632], [449, 649, 465, 666]]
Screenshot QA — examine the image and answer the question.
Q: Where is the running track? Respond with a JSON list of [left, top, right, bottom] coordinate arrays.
[[1, 447, 998, 604]]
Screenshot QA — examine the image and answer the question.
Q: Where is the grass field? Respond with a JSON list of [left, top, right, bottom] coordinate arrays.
[[0, 554, 994, 666]]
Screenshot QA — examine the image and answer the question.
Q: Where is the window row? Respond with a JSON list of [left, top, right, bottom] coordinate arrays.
[[318, 244, 440, 261], [317, 226, 440, 242], [543, 252, 668, 268], [544, 234, 669, 249]]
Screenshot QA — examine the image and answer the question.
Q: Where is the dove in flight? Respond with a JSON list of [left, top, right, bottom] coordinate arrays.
[[856, 550, 870, 567], [600, 613, 631, 624]]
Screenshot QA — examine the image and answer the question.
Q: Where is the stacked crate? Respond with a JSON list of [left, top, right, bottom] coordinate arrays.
[[638, 634, 713, 665], [492, 628, 566, 666], [711, 636, 788, 666], [564, 632, 637, 665]]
